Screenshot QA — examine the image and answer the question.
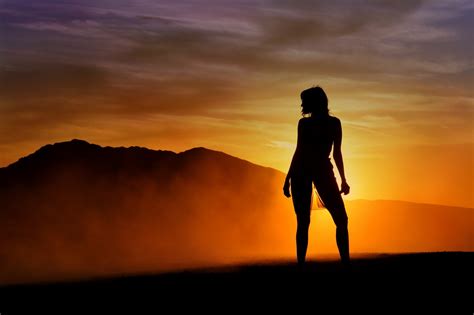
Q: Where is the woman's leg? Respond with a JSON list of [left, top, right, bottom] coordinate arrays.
[[314, 176, 350, 264], [291, 176, 312, 265], [335, 215, 350, 265], [327, 203, 350, 264], [296, 213, 310, 265]]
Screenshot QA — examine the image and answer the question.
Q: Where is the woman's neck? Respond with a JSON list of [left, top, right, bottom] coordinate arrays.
[[309, 114, 327, 119]]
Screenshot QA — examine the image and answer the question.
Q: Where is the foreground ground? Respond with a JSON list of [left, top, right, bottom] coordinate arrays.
[[1, 252, 472, 313]]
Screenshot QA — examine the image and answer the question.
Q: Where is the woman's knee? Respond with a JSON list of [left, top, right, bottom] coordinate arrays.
[[335, 214, 348, 229], [327, 206, 347, 228], [296, 213, 311, 228]]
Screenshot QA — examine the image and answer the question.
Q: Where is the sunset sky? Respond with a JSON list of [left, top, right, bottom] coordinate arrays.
[[1, 0, 473, 207]]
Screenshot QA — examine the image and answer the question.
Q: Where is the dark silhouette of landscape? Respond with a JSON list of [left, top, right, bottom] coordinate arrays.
[[0, 139, 291, 284], [0, 140, 472, 310], [1, 252, 472, 312]]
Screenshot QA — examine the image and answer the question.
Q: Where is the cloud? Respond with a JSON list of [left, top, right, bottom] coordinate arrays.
[[11, 20, 105, 38], [256, 0, 426, 45], [0, 61, 241, 141], [2, 0, 470, 83]]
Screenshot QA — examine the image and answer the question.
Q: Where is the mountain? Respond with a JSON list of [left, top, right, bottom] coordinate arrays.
[[0, 139, 290, 284], [0, 139, 472, 285]]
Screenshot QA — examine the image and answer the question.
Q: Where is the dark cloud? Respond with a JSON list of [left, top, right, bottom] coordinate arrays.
[[0, 63, 109, 147], [0, 62, 107, 102], [0, 60, 240, 149], [257, 0, 426, 45], [1, 0, 468, 83]]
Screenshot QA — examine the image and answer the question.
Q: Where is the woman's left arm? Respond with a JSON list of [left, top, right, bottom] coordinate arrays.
[[283, 120, 303, 197], [333, 118, 350, 195]]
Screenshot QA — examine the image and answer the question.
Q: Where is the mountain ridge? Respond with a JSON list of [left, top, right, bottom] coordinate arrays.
[[3, 139, 471, 209], [1, 138, 278, 171]]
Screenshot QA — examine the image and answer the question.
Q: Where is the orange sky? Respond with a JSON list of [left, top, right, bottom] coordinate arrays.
[[0, 0, 473, 207]]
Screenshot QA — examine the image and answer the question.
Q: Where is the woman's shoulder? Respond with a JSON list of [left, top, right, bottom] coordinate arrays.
[[328, 115, 341, 125], [298, 117, 312, 127]]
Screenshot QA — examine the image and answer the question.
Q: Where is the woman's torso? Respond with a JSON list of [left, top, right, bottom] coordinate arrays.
[[297, 115, 337, 175]]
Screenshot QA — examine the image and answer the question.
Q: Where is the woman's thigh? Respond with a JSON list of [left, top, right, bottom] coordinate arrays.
[[291, 176, 312, 216], [313, 174, 348, 226]]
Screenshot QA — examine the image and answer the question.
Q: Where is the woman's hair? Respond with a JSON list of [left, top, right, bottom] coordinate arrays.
[[300, 86, 329, 117]]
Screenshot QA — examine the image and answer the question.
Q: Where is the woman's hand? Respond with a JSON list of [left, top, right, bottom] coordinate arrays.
[[283, 179, 291, 198], [340, 181, 350, 195]]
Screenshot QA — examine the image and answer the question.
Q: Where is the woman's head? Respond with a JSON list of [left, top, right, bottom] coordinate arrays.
[[300, 86, 329, 117]]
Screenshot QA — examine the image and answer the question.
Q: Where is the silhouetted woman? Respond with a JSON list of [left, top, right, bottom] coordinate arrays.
[[283, 86, 350, 266]]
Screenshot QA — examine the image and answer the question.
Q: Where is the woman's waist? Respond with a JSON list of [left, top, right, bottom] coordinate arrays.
[[301, 156, 332, 166], [293, 158, 334, 174]]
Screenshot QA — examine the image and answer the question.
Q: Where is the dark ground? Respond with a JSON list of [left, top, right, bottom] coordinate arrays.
[[1, 252, 472, 313]]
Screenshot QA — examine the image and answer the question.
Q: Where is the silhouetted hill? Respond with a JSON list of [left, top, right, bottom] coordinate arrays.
[[0, 139, 288, 284], [0, 140, 472, 285], [0, 139, 271, 185]]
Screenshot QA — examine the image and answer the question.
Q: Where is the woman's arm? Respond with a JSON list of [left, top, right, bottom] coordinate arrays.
[[333, 118, 350, 195], [283, 120, 303, 197]]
